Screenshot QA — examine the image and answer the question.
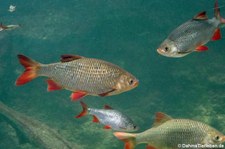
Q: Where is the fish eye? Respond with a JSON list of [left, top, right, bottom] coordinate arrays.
[[164, 47, 169, 52], [214, 135, 221, 142], [129, 79, 134, 85]]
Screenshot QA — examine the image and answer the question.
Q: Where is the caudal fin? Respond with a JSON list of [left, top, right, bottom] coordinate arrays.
[[75, 101, 88, 118], [15, 54, 40, 86], [114, 132, 136, 149], [214, 0, 225, 24]]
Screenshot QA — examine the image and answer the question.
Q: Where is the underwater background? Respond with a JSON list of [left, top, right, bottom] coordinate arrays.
[[0, 0, 225, 148]]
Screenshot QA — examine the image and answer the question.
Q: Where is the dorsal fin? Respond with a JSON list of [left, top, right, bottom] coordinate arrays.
[[193, 11, 208, 20], [60, 54, 84, 62], [104, 105, 113, 110], [152, 112, 172, 127]]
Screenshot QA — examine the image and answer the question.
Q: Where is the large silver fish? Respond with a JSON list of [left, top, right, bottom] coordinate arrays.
[[157, 0, 225, 58], [114, 112, 225, 149], [76, 101, 138, 132], [15, 54, 138, 101], [0, 101, 79, 149]]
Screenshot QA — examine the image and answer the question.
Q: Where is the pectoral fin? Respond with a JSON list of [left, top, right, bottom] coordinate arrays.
[[99, 89, 116, 97], [70, 91, 87, 101]]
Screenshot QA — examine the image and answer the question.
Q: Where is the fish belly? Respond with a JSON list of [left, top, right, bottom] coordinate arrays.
[[39, 61, 118, 94]]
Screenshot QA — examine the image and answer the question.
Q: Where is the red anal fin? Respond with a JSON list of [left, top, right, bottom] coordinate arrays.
[[70, 91, 87, 101], [211, 28, 221, 41], [196, 45, 208, 52], [47, 79, 62, 91], [104, 105, 113, 110], [75, 101, 88, 118], [193, 11, 208, 20], [104, 125, 111, 129], [60, 54, 83, 62], [146, 145, 157, 149], [99, 89, 116, 97], [92, 115, 99, 123]]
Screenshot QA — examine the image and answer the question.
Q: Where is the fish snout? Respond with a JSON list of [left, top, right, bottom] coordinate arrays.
[[157, 48, 164, 54], [133, 79, 139, 87], [221, 136, 225, 142]]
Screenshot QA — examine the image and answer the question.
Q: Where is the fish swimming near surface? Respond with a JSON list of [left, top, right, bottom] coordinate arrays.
[[15, 54, 138, 101], [0, 101, 79, 149], [114, 112, 225, 149], [157, 0, 225, 58], [0, 23, 20, 31], [76, 101, 138, 132]]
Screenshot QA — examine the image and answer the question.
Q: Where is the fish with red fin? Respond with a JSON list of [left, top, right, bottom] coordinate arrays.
[[15, 54, 138, 101], [114, 112, 225, 149], [157, 0, 225, 58], [76, 101, 138, 132]]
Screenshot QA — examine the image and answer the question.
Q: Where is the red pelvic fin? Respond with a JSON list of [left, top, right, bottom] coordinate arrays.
[[196, 45, 208, 52], [75, 101, 88, 118], [211, 28, 221, 41], [98, 89, 116, 97], [15, 54, 40, 86], [60, 54, 84, 62], [46, 79, 62, 91], [70, 91, 87, 101], [193, 11, 208, 20], [104, 125, 111, 129], [104, 105, 113, 110], [92, 115, 99, 123]]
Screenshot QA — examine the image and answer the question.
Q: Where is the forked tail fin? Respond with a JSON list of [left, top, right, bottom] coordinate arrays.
[[15, 54, 40, 86], [75, 101, 88, 118], [214, 0, 225, 25], [114, 132, 136, 149]]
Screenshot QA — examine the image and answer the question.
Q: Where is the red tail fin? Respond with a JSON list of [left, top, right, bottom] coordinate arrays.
[[214, 0, 225, 24], [114, 132, 136, 149], [15, 54, 40, 86], [75, 101, 88, 118]]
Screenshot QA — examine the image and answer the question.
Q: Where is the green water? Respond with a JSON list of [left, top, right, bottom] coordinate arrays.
[[0, 0, 225, 148]]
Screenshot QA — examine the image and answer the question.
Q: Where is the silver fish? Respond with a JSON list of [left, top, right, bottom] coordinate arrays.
[[76, 101, 138, 132], [0, 101, 80, 149], [157, 0, 225, 58], [114, 112, 225, 149]]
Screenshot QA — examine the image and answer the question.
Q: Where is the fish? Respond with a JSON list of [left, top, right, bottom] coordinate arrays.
[[76, 101, 138, 132], [157, 0, 225, 58], [0, 23, 20, 31], [15, 54, 138, 101], [0, 101, 79, 149], [114, 112, 225, 149]]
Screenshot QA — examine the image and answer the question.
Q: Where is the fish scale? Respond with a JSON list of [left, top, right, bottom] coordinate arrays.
[[114, 112, 225, 149], [16, 54, 138, 100], [39, 59, 122, 93]]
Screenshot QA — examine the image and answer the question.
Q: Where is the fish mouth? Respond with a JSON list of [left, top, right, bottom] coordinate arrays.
[[157, 48, 165, 54], [133, 80, 139, 87]]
